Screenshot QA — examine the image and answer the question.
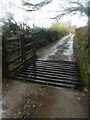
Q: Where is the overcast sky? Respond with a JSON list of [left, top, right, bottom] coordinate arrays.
[[0, 0, 88, 28]]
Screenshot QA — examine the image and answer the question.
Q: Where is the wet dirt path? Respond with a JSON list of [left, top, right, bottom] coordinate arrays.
[[36, 34, 75, 61], [2, 34, 88, 118]]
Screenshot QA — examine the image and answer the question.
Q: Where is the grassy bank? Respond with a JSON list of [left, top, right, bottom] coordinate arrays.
[[74, 26, 89, 88]]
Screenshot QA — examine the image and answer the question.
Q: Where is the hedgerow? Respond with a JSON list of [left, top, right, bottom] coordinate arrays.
[[74, 26, 89, 88], [2, 19, 69, 49]]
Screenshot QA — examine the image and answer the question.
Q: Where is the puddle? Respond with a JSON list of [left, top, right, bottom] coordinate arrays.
[[63, 34, 74, 61]]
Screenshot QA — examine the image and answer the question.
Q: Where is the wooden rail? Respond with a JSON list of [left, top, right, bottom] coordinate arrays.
[[2, 34, 36, 78]]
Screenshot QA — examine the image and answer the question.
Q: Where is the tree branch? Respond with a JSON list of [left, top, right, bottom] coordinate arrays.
[[23, 0, 52, 11]]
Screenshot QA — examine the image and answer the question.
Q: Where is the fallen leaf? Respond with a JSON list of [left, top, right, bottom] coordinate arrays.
[[83, 87, 88, 92], [77, 97, 80, 100], [33, 104, 36, 108]]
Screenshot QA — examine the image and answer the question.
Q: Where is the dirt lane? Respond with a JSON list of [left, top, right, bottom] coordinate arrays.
[[2, 35, 88, 118], [36, 34, 75, 61]]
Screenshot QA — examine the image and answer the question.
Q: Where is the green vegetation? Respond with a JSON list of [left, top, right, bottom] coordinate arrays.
[[2, 18, 32, 39], [50, 22, 69, 37], [31, 23, 69, 49], [2, 18, 69, 49], [74, 26, 89, 88]]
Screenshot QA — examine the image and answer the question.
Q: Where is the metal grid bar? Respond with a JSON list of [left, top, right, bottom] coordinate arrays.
[[12, 60, 85, 90]]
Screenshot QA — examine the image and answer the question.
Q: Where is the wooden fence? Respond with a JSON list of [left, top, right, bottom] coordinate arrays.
[[2, 34, 36, 78]]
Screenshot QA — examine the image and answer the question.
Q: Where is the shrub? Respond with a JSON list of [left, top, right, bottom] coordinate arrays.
[[2, 20, 69, 50], [50, 22, 69, 38]]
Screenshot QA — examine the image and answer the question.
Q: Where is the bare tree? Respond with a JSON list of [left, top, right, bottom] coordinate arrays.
[[22, 0, 52, 12], [52, 1, 90, 20]]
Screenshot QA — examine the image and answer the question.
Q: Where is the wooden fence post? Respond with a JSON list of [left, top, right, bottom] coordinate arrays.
[[2, 35, 9, 78], [32, 33, 36, 59], [31, 33, 37, 78], [20, 34, 26, 62]]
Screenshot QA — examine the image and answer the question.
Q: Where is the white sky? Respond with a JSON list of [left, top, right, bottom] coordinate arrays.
[[0, 0, 88, 28]]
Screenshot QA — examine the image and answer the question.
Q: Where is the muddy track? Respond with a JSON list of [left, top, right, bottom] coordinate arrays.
[[36, 34, 75, 61]]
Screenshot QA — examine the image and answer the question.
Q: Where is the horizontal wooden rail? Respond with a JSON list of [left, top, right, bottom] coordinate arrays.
[[9, 54, 34, 72], [6, 47, 21, 53], [2, 34, 36, 78], [25, 43, 32, 47], [7, 37, 21, 42]]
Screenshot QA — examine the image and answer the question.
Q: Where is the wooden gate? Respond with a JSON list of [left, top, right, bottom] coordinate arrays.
[[2, 34, 36, 78]]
